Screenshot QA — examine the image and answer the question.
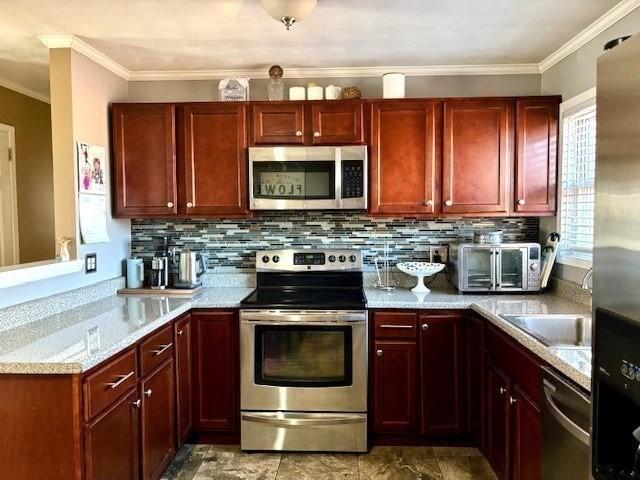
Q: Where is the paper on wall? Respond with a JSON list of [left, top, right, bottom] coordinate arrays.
[[79, 194, 110, 244]]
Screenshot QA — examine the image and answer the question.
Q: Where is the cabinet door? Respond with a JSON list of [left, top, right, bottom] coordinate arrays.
[[442, 100, 512, 214], [514, 98, 559, 215], [84, 389, 139, 480], [486, 362, 510, 480], [181, 104, 248, 215], [310, 101, 364, 144], [140, 359, 176, 480], [174, 315, 192, 447], [372, 340, 418, 433], [251, 103, 305, 145], [112, 104, 177, 217], [465, 313, 485, 447], [419, 312, 464, 436], [370, 101, 442, 214], [192, 310, 239, 432], [511, 385, 541, 480]]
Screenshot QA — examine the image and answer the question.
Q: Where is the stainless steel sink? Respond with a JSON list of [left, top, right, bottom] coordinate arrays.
[[500, 314, 592, 348]]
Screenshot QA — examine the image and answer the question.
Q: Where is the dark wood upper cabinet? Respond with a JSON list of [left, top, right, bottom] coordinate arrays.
[[372, 340, 418, 433], [442, 99, 513, 215], [192, 310, 239, 433], [370, 100, 442, 215], [251, 102, 305, 145], [486, 362, 511, 480], [112, 103, 177, 217], [174, 314, 192, 447], [140, 359, 176, 480], [180, 104, 248, 215], [514, 98, 560, 215], [310, 101, 364, 145], [419, 312, 465, 436], [84, 389, 139, 480], [511, 385, 541, 480]]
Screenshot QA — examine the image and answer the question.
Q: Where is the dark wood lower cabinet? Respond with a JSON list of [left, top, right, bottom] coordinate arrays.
[[466, 312, 485, 447], [85, 389, 139, 480], [174, 314, 193, 447], [192, 310, 239, 435], [373, 340, 418, 433], [486, 362, 511, 480], [140, 359, 176, 480], [511, 385, 541, 480]]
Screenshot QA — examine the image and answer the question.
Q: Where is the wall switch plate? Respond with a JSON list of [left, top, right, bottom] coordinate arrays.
[[85, 253, 97, 273], [430, 245, 449, 264]]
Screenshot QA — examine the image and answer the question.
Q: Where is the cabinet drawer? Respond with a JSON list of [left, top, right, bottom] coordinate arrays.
[[84, 348, 138, 420], [139, 325, 174, 377], [374, 312, 418, 339]]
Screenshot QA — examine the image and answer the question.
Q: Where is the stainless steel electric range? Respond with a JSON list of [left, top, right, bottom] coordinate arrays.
[[239, 249, 368, 452]]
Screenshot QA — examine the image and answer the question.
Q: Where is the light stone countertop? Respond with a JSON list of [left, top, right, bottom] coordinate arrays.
[[365, 287, 592, 391], [0, 288, 253, 374], [0, 285, 592, 392]]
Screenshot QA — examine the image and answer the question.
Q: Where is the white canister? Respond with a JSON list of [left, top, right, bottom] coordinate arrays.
[[307, 83, 323, 100], [289, 86, 306, 101], [325, 84, 342, 100], [126, 258, 144, 289], [383, 73, 406, 99]]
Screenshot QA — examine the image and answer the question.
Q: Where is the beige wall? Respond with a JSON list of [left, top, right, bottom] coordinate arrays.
[[128, 74, 541, 102], [0, 85, 55, 263]]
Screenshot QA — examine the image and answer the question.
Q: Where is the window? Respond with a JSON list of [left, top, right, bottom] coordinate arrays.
[[558, 99, 596, 264]]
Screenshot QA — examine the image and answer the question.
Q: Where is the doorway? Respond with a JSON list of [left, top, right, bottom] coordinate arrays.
[[0, 123, 19, 266]]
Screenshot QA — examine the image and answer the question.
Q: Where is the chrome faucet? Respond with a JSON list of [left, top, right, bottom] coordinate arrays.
[[582, 267, 594, 293]]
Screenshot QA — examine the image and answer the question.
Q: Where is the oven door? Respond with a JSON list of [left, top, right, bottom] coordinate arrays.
[[240, 310, 367, 412], [250, 147, 339, 210]]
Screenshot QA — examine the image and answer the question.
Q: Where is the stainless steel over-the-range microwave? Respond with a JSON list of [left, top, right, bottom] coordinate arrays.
[[450, 242, 542, 293], [248, 146, 367, 210]]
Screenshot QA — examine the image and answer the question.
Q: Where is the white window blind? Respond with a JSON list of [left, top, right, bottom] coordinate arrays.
[[559, 104, 596, 260]]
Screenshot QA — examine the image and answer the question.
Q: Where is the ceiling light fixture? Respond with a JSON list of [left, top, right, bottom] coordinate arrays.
[[260, 0, 318, 30]]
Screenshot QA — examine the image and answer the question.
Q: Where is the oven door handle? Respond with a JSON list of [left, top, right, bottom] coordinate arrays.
[[240, 311, 367, 323], [241, 413, 366, 427]]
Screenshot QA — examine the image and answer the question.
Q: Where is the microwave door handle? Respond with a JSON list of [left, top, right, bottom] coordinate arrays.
[[490, 249, 497, 291], [335, 147, 342, 208], [495, 248, 501, 291]]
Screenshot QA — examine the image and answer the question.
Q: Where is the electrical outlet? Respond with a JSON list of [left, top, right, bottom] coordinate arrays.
[[85, 253, 97, 273], [430, 245, 449, 264]]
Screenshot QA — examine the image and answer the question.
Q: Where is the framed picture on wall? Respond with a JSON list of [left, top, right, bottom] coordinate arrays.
[[77, 141, 106, 195]]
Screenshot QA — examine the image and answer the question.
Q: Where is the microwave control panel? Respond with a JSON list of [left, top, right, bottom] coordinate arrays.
[[342, 160, 364, 199]]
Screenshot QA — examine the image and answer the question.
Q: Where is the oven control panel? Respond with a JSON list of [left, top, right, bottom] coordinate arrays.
[[257, 249, 363, 272]]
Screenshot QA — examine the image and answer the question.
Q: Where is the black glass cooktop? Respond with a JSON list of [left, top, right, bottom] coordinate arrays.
[[240, 287, 367, 310]]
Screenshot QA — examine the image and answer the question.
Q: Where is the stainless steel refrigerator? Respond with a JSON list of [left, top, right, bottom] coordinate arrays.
[[591, 32, 640, 479]]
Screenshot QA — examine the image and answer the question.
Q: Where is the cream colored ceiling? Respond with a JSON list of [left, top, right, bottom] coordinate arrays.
[[0, 0, 622, 99]]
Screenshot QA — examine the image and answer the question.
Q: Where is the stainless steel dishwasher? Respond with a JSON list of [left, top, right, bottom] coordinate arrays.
[[541, 367, 592, 480]]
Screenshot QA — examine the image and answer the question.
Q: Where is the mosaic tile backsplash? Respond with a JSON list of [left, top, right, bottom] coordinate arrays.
[[131, 212, 539, 269]]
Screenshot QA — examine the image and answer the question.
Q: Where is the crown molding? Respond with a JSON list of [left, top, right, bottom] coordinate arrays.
[[39, 34, 130, 80], [0, 77, 50, 103], [539, 0, 640, 73], [128, 63, 540, 81]]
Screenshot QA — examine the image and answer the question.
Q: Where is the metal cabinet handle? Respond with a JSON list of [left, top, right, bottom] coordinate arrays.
[[295, 130, 303, 137], [499, 387, 507, 396], [376, 350, 383, 357], [313, 131, 321, 137], [518, 199, 526, 206], [106, 371, 135, 389], [178, 329, 183, 336], [167, 202, 174, 208], [509, 396, 517, 405], [144, 389, 152, 398], [425, 199, 434, 207], [132, 399, 141, 408], [422, 323, 429, 330], [152, 343, 173, 356], [380, 324, 413, 329], [444, 200, 453, 207], [186, 202, 193, 208]]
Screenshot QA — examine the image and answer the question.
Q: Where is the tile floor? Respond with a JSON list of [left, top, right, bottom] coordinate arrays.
[[162, 445, 497, 480]]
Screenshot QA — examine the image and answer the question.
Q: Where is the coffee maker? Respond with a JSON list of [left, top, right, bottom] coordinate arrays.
[[592, 308, 640, 479], [149, 236, 172, 289]]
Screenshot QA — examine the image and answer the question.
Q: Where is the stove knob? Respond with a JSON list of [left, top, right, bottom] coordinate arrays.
[[272, 255, 280, 263], [262, 255, 270, 263], [328, 255, 336, 262], [339, 255, 346, 263], [349, 255, 357, 263]]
